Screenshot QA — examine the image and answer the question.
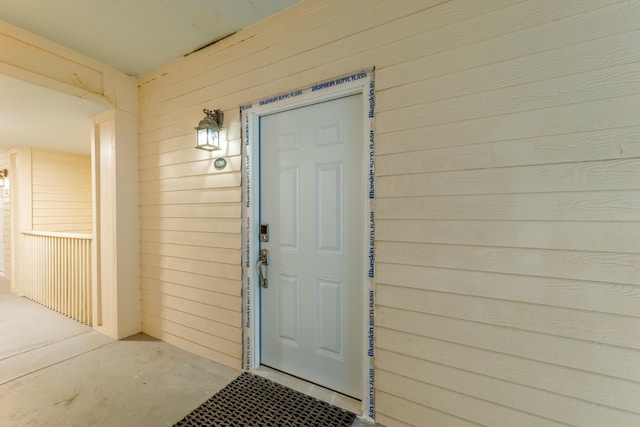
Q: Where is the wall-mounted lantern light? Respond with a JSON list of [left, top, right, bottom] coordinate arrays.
[[0, 169, 8, 187], [195, 108, 224, 151]]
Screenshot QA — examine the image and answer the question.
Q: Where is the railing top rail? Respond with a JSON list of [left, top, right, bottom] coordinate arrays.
[[22, 230, 93, 240]]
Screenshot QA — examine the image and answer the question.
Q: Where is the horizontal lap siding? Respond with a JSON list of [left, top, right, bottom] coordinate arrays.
[[31, 149, 92, 233], [137, 0, 640, 424], [375, 0, 640, 425]]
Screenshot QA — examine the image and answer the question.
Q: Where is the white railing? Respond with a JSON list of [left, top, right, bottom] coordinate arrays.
[[21, 231, 92, 325]]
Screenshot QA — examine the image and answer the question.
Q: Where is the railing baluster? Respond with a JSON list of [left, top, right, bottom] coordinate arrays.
[[21, 231, 93, 325]]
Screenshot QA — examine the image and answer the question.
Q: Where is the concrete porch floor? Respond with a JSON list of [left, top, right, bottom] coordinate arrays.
[[0, 280, 372, 426]]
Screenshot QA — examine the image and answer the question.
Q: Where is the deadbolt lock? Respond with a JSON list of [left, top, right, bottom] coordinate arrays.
[[260, 224, 269, 242]]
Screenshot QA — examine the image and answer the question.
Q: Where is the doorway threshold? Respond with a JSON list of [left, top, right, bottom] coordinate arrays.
[[252, 365, 361, 415]]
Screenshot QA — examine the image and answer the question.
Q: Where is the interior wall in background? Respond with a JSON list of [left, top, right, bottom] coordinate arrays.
[[31, 149, 92, 233]]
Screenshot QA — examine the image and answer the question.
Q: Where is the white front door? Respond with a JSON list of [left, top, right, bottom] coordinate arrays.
[[259, 94, 363, 398]]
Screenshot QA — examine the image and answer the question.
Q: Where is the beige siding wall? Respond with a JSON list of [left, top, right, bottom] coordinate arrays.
[[31, 149, 92, 233], [138, 0, 640, 424]]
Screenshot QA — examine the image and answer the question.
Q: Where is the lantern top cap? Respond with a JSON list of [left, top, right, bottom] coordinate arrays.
[[196, 109, 223, 131]]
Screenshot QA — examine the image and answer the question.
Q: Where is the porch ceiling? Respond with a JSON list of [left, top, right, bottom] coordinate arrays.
[[0, 0, 302, 154]]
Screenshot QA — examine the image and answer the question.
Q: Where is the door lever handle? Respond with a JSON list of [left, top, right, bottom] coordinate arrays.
[[256, 249, 269, 288]]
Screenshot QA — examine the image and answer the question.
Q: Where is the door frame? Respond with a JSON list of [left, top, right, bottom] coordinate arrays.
[[240, 69, 376, 420]]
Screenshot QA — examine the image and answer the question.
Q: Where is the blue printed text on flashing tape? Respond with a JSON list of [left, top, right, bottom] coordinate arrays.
[[369, 130, 374, 199], [245, 155, 251, 208], [245, 217, 251, 268], [367, 70, 376, 421], [244, 115, 250, 146], [368, 290, 374, 357], [245, 276, 251, 328], [367, 291, 374, 420], [259, 89, 303, 106], [368, 77, 375, 118], [369, 212, 375, 278], [243, 109, 251, 371], [369, 367, 375, 419], [245, 335, 251, 370], [369, 152, 375, 199], [312, 72, 367, 92], [247, 70, 371, 114]]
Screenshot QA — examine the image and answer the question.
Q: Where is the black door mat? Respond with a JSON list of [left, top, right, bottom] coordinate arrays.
[[174, 372, 357, 427]]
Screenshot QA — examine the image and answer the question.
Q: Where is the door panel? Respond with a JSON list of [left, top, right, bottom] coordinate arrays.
[[316, 162, 343, 253], [260, 94, 363, 398], [316, 278, 343, 357], [278, 168, 299, 250], [278, 274, 300, 346]]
